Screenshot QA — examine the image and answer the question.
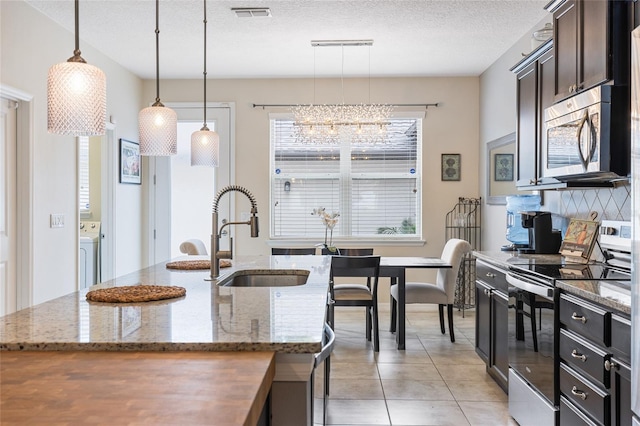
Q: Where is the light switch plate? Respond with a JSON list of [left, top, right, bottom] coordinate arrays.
[[50, 213, 64, 228]]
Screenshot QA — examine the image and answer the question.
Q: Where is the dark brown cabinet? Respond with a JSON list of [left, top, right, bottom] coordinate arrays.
[[558, 293, 632, 426], [512, 41, 554, 187], [474, 260, 508, 392], [549, 0, 631, 102]]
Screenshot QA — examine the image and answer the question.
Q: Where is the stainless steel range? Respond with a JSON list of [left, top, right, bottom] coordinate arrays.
[[505, 220, 632, 426]]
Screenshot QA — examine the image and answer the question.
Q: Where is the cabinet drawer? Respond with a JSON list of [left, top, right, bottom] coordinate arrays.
[[560, 396, 600, 426], [560, 329, 610, 386], [560, 294, 611, 347], [610, 314, 631, 362], [560, 363, 610, 425], [475, 261, 508, 293]]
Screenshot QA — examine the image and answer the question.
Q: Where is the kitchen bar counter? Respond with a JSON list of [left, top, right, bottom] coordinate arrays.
[[0, 255, 330, 353], [0, 351, 275, 425]]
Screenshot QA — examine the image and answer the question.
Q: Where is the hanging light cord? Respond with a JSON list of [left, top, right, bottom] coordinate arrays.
[[69, 0, 85, 63], [201, 0, 209, 130], [152, 0, 163, 107]]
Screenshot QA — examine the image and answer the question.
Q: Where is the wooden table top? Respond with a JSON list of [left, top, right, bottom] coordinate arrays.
[[1, 351, 275, 426]]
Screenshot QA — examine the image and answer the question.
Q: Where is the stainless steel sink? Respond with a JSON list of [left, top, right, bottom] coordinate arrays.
[[218, 270, 309, 287]]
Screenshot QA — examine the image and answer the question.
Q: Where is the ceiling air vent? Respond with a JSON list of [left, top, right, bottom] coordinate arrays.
[[231, 7, 272, 18]]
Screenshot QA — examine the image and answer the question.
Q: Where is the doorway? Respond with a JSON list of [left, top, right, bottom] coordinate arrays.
[[148, 103, 235, 264]]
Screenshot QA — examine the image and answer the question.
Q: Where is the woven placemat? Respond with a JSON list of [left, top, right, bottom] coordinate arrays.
[[165, 259, 231, 270], [86, 285, 186, 303]]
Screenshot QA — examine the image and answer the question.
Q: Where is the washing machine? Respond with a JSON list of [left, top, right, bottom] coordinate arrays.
[[80, 221, 101, 289]]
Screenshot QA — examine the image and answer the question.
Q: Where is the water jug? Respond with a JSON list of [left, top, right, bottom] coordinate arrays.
[[505, 194, 541, 246]]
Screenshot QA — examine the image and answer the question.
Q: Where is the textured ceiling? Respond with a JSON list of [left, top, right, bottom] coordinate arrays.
[[25, 0, 550, 80]]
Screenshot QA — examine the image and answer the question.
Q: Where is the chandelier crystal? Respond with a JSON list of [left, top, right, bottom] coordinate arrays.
[[291, 40, 394, 144], [139, 0, 177, 156], [47, 0, 106, 136]]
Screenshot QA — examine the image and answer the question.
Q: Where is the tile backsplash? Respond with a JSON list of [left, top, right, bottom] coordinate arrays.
[[558, 184, 631, 220]]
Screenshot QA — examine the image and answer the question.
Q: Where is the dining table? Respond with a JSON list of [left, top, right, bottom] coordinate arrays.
[[379, 257, 452, 350]]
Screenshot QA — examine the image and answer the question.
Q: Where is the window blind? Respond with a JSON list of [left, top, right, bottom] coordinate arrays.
[[271, 118, 421, 240]]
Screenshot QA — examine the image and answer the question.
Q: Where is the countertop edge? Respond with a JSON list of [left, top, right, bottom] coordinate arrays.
[[556, 281, 631, 316]]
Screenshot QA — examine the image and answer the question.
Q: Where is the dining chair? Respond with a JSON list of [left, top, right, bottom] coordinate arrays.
[[321, 248, 374, 256], [179, 239, 208, 255], [328, 254, 381, 352], [271, 248, 317, 255], [389, 238, 471, 342]]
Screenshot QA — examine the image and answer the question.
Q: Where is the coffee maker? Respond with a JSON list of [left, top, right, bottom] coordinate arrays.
[[518, 211, 562, 254]]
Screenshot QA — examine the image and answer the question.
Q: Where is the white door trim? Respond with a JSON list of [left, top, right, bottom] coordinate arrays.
[[0, 84, 34, 310], [100, 123, 117, 281]]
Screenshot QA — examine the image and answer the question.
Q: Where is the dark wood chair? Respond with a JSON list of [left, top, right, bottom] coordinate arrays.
[[321, 248, 373, 256], [271, 248, 316, 255], [328, 254, 381, 352]]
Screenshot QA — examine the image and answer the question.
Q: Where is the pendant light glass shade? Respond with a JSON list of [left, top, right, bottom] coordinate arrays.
[[47, 0, 106, 136], [139, 104, 177, 156], [189, 0, 218, 166], [191, 127, 219, 166], [139, 0, 177, 156]]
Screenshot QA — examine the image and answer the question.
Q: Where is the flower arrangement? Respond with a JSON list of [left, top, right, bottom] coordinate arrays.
[[312, 207, 340, 251]]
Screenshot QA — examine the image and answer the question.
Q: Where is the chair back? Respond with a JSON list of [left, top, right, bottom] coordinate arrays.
[[179, 239, 208, 255], [437, 238, 472, 303], [271, 248, 316, 255], [329, 255, 381, 296], [321, 248, 373, 256]]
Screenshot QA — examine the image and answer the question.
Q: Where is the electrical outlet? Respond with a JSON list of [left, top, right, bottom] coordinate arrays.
[[50, 213, 64, 228]]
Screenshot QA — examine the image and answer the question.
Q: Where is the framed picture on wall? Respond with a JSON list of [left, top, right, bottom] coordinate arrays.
[[494, 153, 514, 181], [441, 154, 461, 181], [119, 139, 141, 185]]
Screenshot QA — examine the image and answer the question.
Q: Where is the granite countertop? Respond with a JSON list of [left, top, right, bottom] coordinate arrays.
[[556, 279, 631, 315], [0, 255, 331, 352], [473, 251, 631, 315]]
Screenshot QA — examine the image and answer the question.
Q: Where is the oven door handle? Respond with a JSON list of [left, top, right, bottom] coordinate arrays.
[[506, 273, 554, 298]]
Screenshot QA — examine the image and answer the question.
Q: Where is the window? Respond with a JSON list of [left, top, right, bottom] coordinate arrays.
[[79, 136, 90, 212], [270, 117, 422, 242]]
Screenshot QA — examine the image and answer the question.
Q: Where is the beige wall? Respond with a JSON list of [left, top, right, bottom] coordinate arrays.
[[1, 1, 144, 304], [479, 16, 551, 250], [149, 76, 481, 283]]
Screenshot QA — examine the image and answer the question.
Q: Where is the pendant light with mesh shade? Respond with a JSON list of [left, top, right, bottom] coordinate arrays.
[[191, 0, 219, 167], [139, 0, 177, 156], [47, 0, 106, 136]]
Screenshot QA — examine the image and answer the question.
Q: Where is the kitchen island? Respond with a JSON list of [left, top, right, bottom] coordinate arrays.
[[0, 255, 332, 425]]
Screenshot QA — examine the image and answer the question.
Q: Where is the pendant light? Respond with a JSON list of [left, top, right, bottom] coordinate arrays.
[[47, 0, 106, 136], [190, 0, 219, 167], [139, 0, 177, 156]]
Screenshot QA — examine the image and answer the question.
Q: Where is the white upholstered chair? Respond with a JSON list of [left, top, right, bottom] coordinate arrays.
[[390, 238, 472, 342], [179, 239, 208, 256]]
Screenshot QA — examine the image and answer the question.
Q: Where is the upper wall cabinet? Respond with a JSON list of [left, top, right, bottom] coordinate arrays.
[[548, 0, 631, 102], [512, 41, 555, 188]]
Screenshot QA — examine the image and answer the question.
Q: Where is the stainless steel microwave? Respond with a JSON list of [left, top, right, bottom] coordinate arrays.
[[543, 85, 629, 182]]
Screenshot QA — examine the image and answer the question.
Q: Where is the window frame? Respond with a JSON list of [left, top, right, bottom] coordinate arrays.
[[268, 111, 425, 246]]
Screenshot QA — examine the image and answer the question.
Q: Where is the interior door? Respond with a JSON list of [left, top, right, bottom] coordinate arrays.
[[1, 97, 17, 315], [150, 103, 234, 263]]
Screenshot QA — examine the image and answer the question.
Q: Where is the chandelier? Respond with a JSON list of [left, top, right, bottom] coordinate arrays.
[[292, 40, 394, 144]]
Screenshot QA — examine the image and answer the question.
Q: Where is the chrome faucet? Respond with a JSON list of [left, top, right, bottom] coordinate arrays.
[[211, 185, 259, 278]]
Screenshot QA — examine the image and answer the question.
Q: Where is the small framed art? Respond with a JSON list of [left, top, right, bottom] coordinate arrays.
[[119, 139, 141, 185], [441, 154, 461, 181], [494, 153, 514, 181]]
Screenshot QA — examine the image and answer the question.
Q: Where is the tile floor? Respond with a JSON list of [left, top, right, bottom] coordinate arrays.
[[313, 303, 518, 426]]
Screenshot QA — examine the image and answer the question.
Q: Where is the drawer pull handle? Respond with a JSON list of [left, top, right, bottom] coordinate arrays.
[[571, 350, 586, 362], [571, 312, 587, 324], [484, 289, 491, 296], [604, 360, 618, 372], [486, 272, 496, 278], [571, 386, 587, 400]]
